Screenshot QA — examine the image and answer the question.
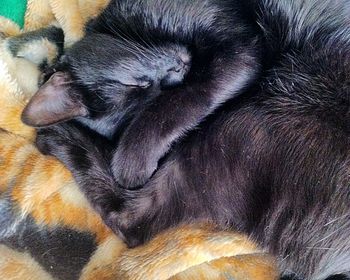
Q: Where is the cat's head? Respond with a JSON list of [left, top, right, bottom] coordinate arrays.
[[21, 33, 191, 137]]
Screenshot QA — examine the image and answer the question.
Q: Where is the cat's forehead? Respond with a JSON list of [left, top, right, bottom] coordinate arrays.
[[148, 44, 190, 65], [66, 33, 190, 67], [61, 37, 190, 88]]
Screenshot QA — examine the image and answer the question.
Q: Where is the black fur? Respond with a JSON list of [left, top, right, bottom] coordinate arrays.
[[24, 0, 260, 189], [324, 275, 350, 280], [30, 0, 350, 279]]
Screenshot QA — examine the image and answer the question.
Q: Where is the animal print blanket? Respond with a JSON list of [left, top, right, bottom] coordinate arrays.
[[0, 1, 277, 279]]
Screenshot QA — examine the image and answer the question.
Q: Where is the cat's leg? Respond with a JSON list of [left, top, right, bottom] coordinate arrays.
[[35, 122, 126, 232], [34, 122, 180, 247], [112, 44, 260, 189], [34, 121, 185, 247]]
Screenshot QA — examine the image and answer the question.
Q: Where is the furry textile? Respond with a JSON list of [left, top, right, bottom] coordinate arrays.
[[0, 1, 278, 280]]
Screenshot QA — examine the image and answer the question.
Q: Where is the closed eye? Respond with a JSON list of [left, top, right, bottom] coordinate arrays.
[[121, 80, 152, 89], [137, 80, 152, 88], [105, 79, 152, 89]]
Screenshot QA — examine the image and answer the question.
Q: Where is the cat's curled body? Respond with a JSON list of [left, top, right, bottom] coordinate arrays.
[[23, 0, 350, 279], [23, 0, 260, 188]]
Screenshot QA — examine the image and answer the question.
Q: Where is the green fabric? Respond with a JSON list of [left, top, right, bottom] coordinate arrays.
[[0, 0, 27, 28]]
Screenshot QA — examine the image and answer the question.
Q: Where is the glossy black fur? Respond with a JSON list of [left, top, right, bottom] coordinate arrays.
[[32, 0, 260, 189], [33, 0, 350, 279]]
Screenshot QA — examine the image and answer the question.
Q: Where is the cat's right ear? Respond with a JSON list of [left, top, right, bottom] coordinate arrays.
[[21, 71, 88, 127]]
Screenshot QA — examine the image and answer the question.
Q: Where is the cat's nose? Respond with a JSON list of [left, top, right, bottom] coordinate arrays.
[[179, 52, 191, 66]]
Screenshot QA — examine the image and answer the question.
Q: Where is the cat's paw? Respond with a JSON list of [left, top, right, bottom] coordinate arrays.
[[104, 210, 144, 248], [104, 192, 155, 248], [112, 147, 158, 189]]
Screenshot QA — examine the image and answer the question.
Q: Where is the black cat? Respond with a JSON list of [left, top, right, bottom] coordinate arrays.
[[22, 0, 260, 189], [22, 0, 350, 279]]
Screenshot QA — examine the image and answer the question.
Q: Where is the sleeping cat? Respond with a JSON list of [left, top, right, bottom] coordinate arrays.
[[23, 0, 350, 279], [0, 26, 279, 280], [22, 34, 192, 139], [22, 0, 260, 189]]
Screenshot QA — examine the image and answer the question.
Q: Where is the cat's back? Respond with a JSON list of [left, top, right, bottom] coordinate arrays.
[[86, 0, 256, 43], [254, 0, 350, 148], [234, 0, 350, 277], [162, 1, 350, 278]]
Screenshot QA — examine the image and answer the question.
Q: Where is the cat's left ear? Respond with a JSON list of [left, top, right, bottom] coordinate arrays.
[[21, 71, 88, 127]]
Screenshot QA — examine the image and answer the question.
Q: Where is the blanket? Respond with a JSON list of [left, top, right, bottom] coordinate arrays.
[[0, 2, 278, 279]]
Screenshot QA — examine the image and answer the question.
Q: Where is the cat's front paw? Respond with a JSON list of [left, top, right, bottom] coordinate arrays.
[[104, 210, 143, 248], [112, 148, 158, 189], [104, 199, 152, 248]]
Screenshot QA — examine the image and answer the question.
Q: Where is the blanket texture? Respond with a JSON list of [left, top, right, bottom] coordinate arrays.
[[0, 1, 278, 279]]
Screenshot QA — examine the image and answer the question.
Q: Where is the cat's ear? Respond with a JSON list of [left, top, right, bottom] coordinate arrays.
[[21, 71, 88, 127]]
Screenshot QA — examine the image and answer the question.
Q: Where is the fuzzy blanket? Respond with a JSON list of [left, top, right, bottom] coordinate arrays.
[[0, 1, 278, 279]]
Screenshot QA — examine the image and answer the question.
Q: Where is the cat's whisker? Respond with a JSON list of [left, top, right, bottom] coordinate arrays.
[[305, 247, 336, 251], [314, 220, 350, 245], [322, 213, 350, 227]]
